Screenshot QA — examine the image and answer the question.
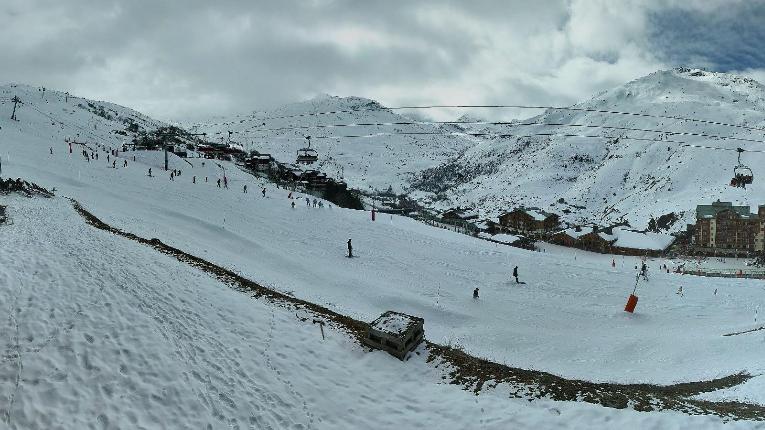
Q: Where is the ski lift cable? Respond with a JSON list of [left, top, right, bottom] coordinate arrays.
[[234, 120, 765, 146], [239, 130, 692, 144], [240, 129, 765, 154], [23, 102, 103, 142], [681, 143, 765, 153], [235, 104, 765, 134]]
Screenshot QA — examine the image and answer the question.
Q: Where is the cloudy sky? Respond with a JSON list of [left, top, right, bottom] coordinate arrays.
[[2, 0, 764, 121]]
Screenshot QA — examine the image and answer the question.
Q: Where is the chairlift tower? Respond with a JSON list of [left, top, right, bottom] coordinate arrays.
[[155, 131, 207, 171]]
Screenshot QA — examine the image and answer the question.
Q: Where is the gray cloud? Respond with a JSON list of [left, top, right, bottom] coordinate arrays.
[[0, 0, 762, 121]]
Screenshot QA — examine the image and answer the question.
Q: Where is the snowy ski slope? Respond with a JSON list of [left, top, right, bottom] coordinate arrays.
[[3, 83, 765, 428]]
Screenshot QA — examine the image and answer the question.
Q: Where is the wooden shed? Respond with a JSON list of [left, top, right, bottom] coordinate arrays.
[[363, 311, 424, 360]]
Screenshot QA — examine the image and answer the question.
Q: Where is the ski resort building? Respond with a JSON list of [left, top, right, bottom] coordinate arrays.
[[441, 207, 479, 222], [498, 208, 559, 236], [693, 201, 765, 256], [245, 154, 272, 171], [550, 226, 675, 256]]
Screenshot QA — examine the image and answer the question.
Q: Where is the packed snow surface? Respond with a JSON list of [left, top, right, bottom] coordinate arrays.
[[3, 83, 765, 427]]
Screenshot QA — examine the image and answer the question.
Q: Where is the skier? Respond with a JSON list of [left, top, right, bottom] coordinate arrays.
[[148, 168, 152, 177], [318, 201, 324, 208], [112, 160, 116, 169], [639, 262, 648, 281], [291, 201, 296, 209], [513, 266, 519, 284], [262, 187, 266, 197], [133, 155, 136, 162], [223, 176, 228, 189], [170, 172, 175, 181], [205, 176, 208, 183], [123, 159, 128, 168], [217, 178, 221, 188], [49, 147, 53, 155], [347, 238, 353, 258], [107, 154, 110, 163], [95, 153, 98, 160], [288, 192, 292, 199], [676, 286, 684, 297], [313, 198, 318, 207], [611, 259, 616, 268], [305, 197, 310, 206], [473, 288, 479, 299], [243, 184, 248, 193], [193, 176, 196, 184]]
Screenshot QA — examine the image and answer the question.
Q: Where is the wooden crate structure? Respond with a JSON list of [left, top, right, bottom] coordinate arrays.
[[363, 311, 424, 360]]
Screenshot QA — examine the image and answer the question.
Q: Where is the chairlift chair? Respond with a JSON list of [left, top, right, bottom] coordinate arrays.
[[296, 136, 318, 165], [730, 148, 754, 188]]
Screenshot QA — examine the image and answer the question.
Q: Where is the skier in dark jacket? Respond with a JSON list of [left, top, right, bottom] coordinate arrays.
[[473, 288, 479, 299], [347, 239, 353, 258], [513, 266, 519, 283], [148, 168, 152, 177], [262, 187, 266, 197], [243, 184, 247, 193]]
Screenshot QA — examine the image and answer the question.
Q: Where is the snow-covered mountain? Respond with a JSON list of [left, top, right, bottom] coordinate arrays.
[[10, 68, 765, 233], [412, 68, 765, 229], [191, 69, 765, 231], [187, 93, 475, 194]]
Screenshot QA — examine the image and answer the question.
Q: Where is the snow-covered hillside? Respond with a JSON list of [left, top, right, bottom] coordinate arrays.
[[5, 80, 765, 426], [412, 68, 765, 229], [191, 69, 765, 230], [187, 94, 474, 194], [0, 84, 166, 147]]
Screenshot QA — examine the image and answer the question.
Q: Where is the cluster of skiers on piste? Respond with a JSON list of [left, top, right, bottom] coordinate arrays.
[[57, 140, 336, 215]]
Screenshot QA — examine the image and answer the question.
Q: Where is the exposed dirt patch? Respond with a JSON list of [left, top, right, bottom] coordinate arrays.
[[69, 197, 765, 421]]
